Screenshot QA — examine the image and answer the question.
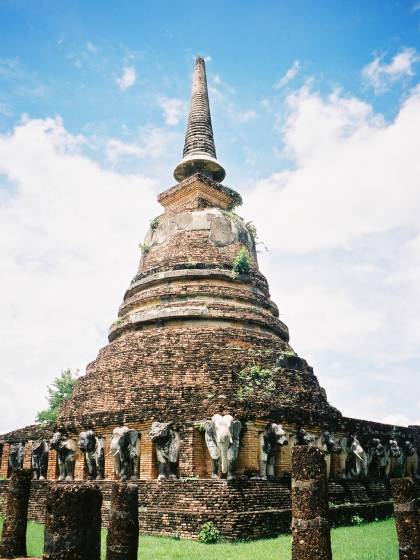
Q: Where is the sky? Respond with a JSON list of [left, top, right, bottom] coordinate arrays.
[[1, 0, 420, 432]]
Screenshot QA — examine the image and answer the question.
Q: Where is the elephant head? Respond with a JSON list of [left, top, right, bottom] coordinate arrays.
[[387, 439, 401, 459], [368, 438, 387, 478], [315, 431, 341, 480], [78, 429, 97, 454], [49, 431, 76, 481], [403, 440, 416, 457], [50, 431, 67, 451], [31, 440, 49, 480], [79, 429, 104, 480], [110, 426, 139, 481], [346, 435, 368, 479], [320, 431, 341, 454], [295, 427, 314, 446], [260, 423, 288, 480], [204, 414, 242, 480], [8, 442, 25, 472], [402, 440, 419, 480], [264, 423, 288, 449], [149, 421, 180, 481]]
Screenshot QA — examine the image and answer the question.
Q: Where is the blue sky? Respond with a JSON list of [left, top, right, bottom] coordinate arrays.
[[1, 0, 420, 432]]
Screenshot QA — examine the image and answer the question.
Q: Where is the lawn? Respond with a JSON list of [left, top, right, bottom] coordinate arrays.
[[0, 517, 398, 559]]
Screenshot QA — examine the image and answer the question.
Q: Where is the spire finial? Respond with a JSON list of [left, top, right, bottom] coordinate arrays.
[[174, 56, 226, 183]]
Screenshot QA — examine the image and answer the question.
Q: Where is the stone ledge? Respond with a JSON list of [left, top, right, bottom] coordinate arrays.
[[158, 174, 242, 211]]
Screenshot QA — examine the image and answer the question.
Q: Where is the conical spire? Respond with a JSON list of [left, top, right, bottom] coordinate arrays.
[[174, 56, 226, 183]]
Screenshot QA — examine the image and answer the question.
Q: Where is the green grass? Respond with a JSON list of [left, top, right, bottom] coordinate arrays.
[[0, 517, 398, 559]]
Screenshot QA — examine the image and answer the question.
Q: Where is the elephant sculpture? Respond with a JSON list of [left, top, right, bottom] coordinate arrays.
[[315, 431, 341, 479], [295, 427, 315, 446], [337, 437, 349, 479], [31, 440, 49, 480], [79, 429, 105, 480], [259, 423, 288, 480], [8, 442, 25, 473], [149, 422, 180, 481], [385, 439, 402, 478], [345, 435, 368, 479], [50, 431, 77, 481], [110, 426, 139, 481], [402, 441, 419, 479], [368, 438, 387, 478], [204, 414, 242, 480]]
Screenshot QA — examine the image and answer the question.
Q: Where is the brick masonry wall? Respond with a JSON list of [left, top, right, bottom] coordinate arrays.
[[2, 478, 417, 541], [58, 325, 336, 427]]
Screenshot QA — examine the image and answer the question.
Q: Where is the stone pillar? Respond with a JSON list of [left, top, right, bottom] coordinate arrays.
[[390, 478, 420, 560], [43, 483, 102, 560], [291, 445, 332, 560], [23, 441, 32, 470], [178, 427, 193, 478], [46, 449, 58, 480], [139, 430, 156, 480], [74, 446, 87, 481], [0, 443, 11, 478], [0, 468, 32, 558], [106, 482, 139, 560]]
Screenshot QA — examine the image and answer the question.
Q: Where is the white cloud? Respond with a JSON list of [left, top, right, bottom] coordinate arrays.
[[275, 60, 301, 89], [362, 47, 420, 93], [0, 102, 12, 116], [242, 84, 420, 424], [116, 66, 136, 90], [233, 109, 257, 123], [247, 85, 420, 253], [0, 117, 158, 432], [86, 42, 98, 53], [106, 126, 180, 163], [158, 97, 184, 126], [380, 414, 412, 427]]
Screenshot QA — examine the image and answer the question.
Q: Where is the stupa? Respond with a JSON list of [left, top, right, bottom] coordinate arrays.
[[58, 55, 339, 434], [0, 56, 419, 541]]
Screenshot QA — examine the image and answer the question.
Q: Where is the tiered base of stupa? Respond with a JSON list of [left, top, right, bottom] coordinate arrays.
[[0, 475, 412, 541]]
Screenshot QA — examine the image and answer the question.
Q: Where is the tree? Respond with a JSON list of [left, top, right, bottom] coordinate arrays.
[[36, 369, 79, 424]]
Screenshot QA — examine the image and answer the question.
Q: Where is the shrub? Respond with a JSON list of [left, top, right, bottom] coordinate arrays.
[[138, 242, 150, 255], [150, 217, 160, 231], [232, 247, 251, 275], [198, 521, 222, 544], [351, 515, 364, 525], [237, 364, 276, 400]]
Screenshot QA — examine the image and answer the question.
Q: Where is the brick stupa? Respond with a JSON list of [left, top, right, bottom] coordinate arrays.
[[59, 56, 339, 435], [1, 57, 419, 541]]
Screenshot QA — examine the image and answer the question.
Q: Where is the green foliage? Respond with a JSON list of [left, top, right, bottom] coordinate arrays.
[[138, 242, 151, 255], [196, 421, 207, 433], [36, 368, 78, 424], [237, 364, 277, 400], [351, 515, 365, 525], [198, 521, 222, 544], [232, 246, 251, 275], [113, 317, 124, 327], [150, 217, 160, 231]]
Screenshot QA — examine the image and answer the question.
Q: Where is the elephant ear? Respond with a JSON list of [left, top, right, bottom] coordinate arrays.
[[128, 430, 138, 447], [231, 420, 242, 443]]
